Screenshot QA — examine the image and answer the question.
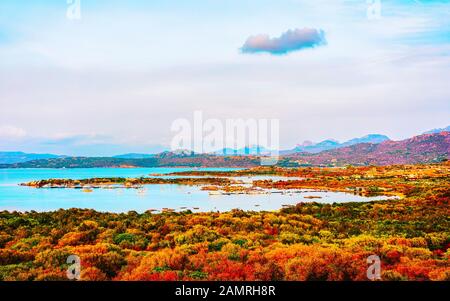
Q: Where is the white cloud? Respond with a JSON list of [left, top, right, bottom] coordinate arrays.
[[0, 125, 27, 139], [241, 28, 326, 55]]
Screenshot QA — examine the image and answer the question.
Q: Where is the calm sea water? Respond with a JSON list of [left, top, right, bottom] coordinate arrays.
[[0, 168, 394, 213]]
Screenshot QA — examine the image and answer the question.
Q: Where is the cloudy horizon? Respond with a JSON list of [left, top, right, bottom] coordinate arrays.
[[1, 0, 449, 156]]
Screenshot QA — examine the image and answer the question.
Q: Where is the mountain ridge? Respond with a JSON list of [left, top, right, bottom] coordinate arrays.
[[287, 131, 450, 166], [281, 134, 390, 154], [1, 132, 448, 168], [423, 125, 450, 134]]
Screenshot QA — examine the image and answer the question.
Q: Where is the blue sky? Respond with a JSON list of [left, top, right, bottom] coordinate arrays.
[[0, 0, 449, 155]]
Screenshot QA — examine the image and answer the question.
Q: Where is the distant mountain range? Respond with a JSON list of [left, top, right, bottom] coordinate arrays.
[[211, 134, 390, 156], [423, 125, 450, 135], [214, 145, 273, 156], [281, 134, 390, 155], [0, 151, 159, 164], [112, 153, 156, 159], [1, 127, 448, 167], [287, 131, 450, 166], [0, 152, 62, 164]]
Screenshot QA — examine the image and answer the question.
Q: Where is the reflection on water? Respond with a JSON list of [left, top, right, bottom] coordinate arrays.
[[0, 168, 396, 213]]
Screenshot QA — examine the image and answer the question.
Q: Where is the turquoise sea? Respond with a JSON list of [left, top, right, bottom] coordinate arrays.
[[0, 168, 394, 213]]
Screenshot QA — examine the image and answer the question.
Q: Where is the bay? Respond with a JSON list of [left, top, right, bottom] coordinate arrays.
[[0, 168, 395, 213]]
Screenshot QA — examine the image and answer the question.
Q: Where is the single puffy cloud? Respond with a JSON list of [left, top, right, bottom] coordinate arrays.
[[241, 28, 326, 55]]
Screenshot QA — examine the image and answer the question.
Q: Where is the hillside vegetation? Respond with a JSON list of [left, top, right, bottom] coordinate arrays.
[[0, 162, 449, 281]]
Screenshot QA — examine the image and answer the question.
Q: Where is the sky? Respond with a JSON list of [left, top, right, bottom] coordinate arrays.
[[0, 0, 449, 156]]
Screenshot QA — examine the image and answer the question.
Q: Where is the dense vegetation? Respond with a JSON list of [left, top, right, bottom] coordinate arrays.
[[22, 177, 235, 188], [0, 163, 449, 281], [0, 154, 261, 169]]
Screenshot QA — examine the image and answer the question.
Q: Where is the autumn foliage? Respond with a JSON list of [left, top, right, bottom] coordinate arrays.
[[0, 163, 449, 281]]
